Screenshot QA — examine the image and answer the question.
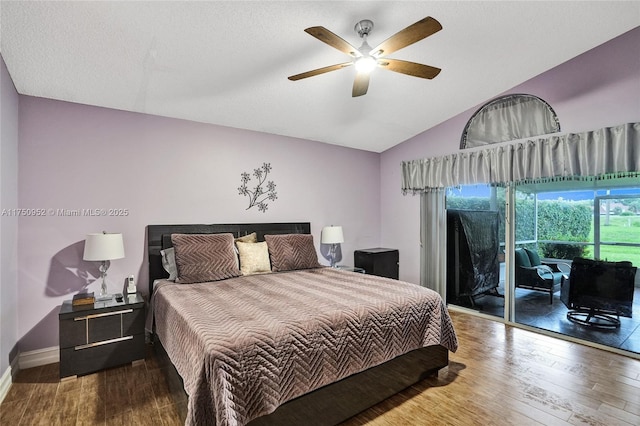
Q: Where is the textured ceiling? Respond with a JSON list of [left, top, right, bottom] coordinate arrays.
[[1, 1, 639, 152]]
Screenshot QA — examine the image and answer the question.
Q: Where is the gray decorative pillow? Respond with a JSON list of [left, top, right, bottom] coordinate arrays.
[[237, 241, 272, 275], [264, 234, 321, 272], [160, 247, 177, 281], [172, 233, 241, 284]]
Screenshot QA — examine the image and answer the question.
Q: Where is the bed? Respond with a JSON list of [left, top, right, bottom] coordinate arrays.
[[147, 222, 458, 426]]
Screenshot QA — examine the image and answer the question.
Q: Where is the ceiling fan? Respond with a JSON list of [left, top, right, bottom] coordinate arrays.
[[288, 16, 442, 97]]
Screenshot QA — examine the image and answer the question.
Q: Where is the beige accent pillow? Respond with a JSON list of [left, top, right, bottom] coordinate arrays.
[[235, 232, 257, 244], [237, 241, 272, 275]]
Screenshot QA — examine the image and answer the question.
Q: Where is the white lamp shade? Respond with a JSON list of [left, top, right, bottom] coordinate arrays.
[[83, 233, 125, 261], [321, 226, 344, 244]]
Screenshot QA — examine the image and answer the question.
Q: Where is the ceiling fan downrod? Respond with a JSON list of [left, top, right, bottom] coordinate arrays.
[[353, 19, 376, 72], [354, 19, 374, 38]]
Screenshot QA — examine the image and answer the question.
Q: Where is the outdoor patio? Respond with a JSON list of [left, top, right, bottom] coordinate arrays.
[[466, 285, 640, 354]]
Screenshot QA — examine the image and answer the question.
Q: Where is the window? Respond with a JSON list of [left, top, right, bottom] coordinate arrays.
[[446, 180, 640, 354]]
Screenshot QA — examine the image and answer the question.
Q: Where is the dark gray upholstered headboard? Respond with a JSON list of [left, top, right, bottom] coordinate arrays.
[[147, 222, 311, 294]]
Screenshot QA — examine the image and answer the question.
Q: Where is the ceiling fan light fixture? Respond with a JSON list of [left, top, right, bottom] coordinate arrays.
[[354, 56, 377, 73], [288, 16, 443, 96]]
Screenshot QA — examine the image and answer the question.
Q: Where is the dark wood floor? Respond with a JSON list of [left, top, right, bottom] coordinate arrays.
[[1, 311, 639, 425], [0, 348, 185, 425]]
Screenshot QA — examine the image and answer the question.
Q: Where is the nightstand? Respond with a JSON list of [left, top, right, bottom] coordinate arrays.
[[336, 265, 366, 273], [59, 293, 145, 378], [354, 248, 399, 279]]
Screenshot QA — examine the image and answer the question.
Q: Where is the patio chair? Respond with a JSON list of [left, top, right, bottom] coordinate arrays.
[[560, 257, 636, 328], [514, 248, 568, 304]]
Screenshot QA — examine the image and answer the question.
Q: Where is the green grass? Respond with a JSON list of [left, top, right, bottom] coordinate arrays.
[[589, 215, 640, 265]]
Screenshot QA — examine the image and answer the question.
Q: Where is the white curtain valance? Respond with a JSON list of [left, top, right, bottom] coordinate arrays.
[[402, 122, 640, 193], [461, 94, 560, 149]]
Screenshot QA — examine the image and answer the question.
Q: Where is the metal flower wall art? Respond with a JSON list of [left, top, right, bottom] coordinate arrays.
[[238, 163, 278, 212]]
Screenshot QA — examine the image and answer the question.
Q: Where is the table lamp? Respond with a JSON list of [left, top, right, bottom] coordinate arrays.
[[321, 225, 344, 268], [83, 232, 125, 301]]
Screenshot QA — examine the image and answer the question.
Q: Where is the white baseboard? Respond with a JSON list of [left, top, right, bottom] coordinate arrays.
[[0, 365, 12, 404], [0, 354, 19, 404], [0, 347, 58, 404], [18, 346, 59, 370], [11, 353, 19, 380]]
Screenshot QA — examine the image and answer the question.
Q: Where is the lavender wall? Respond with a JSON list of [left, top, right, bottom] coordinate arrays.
[[12, 26, 640, 355], [380, 26, 640, 284], [1, 54, 20, 373], [17, 99, 381, 352]]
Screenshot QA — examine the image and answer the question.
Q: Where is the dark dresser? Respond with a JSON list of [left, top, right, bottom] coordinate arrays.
[[354, 248, 399, 280], [59, 293, 145, 378]]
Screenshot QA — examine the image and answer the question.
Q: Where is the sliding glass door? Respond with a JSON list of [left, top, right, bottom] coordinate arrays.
[[443, 180, 640, 355], [510, 184, 640, 354], [444, 185, 505, 318]]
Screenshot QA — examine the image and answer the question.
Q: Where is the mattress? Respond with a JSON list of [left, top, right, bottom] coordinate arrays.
[[152, 267, 458, 426]]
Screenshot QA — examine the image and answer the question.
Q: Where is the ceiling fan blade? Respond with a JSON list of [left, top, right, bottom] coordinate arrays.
[[378, 58, 441, 79], [305, 26, 362, 57], [352, 71, 370, 97], [370, 17, 442, 57], [288, 62, 353, 81]]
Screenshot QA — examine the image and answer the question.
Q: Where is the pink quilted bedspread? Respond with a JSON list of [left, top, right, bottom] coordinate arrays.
[[153, 267, 458, 426]]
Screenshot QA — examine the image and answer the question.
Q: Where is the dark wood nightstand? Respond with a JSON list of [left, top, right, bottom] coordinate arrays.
[[354, 248, 399, 279], [59, 293, 145, 378]]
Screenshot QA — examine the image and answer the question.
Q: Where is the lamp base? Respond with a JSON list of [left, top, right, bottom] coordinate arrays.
[[96, 266, 111, 301], [328, 243, 339, 268]]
